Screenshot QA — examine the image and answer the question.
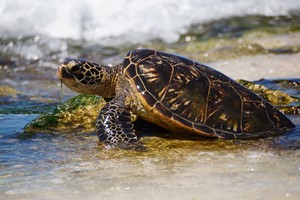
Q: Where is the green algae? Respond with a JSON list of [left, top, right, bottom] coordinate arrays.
[[53, 94, 103, 114], [238, 79, 300, 105], [25, 114, 59, 130], [25, 94, 106, 133]]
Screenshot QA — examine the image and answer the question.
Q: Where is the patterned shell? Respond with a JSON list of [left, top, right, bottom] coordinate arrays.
[[123, 49, 294, 139]]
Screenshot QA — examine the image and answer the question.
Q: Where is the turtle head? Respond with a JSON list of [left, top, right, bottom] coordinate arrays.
[[57, 58, 115, 97]]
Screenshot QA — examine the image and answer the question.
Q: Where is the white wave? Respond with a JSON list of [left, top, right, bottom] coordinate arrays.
[[0, 0, 299, 44]]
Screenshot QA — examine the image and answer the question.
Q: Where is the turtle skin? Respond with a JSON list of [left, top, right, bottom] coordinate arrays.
[[122, 49, 295, 139]]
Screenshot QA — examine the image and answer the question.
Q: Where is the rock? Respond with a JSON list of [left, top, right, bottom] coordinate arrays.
[[0, 86, 21, 97], [25, 94, 106, 133], [238, 79, 300, 105]]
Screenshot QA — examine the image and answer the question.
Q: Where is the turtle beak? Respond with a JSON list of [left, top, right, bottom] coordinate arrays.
[[57, 64, 74, 79]]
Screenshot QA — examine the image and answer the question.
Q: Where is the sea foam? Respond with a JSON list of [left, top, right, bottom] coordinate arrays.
[[0, 0, 299, 44]]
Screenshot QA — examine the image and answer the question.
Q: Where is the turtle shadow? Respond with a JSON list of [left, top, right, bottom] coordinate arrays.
[[134, 118, 300, 150], [134, 118, 216, 141]]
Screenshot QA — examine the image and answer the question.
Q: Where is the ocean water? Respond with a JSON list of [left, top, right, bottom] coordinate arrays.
[[0, 0, 300, 44], [1, 0, 300, 199]]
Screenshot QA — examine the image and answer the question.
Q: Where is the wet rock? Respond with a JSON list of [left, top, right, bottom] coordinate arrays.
[[238, 79, 300, 105], [0, 86, 21, 97], [277, 106, 300, 115], [25, 94, 106, 133]]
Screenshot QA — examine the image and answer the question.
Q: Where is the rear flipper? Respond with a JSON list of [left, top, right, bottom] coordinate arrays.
[[96, 99, 145, 150]]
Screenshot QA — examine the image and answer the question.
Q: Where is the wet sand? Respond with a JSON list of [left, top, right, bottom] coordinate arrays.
[[211, 52, 300, 81]]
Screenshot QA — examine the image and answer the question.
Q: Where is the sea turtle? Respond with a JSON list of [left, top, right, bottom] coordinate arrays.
[[57, 49, 295, 149]]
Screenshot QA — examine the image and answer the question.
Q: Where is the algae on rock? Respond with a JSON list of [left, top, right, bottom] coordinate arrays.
[[238, 79, 300, 105], [25, 94, 106, 133]]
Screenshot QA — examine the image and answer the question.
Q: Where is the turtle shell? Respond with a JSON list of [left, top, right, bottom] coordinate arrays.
[[123, 49, 295, 139]]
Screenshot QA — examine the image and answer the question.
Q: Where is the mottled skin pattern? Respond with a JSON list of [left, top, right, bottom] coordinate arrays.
[[57, 49, 295, 149], [96, 99, 139, 149]]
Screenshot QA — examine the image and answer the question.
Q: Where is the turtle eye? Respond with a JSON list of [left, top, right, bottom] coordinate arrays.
[[70, 64, 82, 73]]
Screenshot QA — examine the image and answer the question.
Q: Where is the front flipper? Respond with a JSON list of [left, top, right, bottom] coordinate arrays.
[[96, 99, 144, 150]]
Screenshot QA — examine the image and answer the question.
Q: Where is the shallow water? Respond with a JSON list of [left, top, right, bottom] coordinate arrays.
[[1, 1, 300, 199], [0, 114, 300, 200]]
